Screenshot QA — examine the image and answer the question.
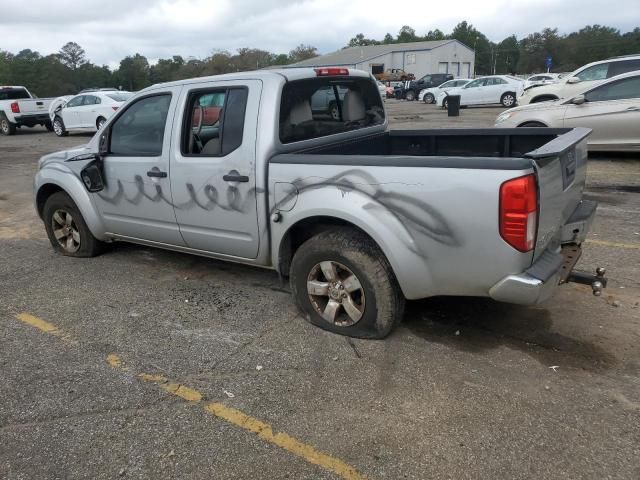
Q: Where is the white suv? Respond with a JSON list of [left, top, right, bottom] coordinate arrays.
[[520, 55, 640, 105]]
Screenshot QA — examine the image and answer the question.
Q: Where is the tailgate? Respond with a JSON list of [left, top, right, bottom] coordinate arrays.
[[17, 99, 51, 114], [525, 127, 592, 260]]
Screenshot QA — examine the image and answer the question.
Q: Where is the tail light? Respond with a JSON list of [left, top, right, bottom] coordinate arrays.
[[112, 106, 119, 111], [315, 67, 349, 76], [10, 102, 20, 114], [499, 174, 538, 252]]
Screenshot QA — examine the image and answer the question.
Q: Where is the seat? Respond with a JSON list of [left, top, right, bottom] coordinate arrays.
[[201, 138, 220, 155], [342, 90, 366, 122], [287, 99, 312, 126]]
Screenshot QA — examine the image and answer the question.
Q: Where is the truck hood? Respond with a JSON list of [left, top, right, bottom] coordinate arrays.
[[38, 145, 91, 170]]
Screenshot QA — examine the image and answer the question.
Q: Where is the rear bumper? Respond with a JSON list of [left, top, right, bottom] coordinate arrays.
[[489, 199, 599, 305], [14, 113, 50, 125]]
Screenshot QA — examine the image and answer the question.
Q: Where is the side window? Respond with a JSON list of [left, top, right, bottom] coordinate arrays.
[[181, 88, 248, 156], [608, 59, 640, 78], [575, 63, 609, 81], [585, 76, 640, 102], [465, 79, 484, 88], [83, 95, 99, 105], [109, 94, 171, 156], [66, 96, 84, 108]]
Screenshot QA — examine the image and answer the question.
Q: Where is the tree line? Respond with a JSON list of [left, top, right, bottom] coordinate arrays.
[[1, 21, 638, 98]]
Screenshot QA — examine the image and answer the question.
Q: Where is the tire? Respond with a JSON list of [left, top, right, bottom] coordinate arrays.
[[290, 228, 405, 339], [96, 117, 106, 130], [423, 93, 434, 104], [0, 115, 16, 135], [53, 116, 68, 137], [442, 98, 448, 109], [45, 120, 54, 132], [500, 92, 517, 108], [518, 121, 547, 128], [405, 90, 416, 101], [43, 192, 103, 257]]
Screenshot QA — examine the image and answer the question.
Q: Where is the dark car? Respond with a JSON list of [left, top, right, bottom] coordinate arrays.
[[395, 73, 454, 101]]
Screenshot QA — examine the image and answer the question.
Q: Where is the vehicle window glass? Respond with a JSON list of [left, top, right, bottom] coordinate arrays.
[[106, 93, 133, 102], [421, 75, 432, 83], [585, 76, 640, 102], [182, 88, 247, 156], [83, 95, 98, 105], [575, 63, 609, 81], [279, 76, 384, 144], [607, 59, 640, 78], [495, 78, 508, 85], [465, 79, 484, 88], [66, 96, 84, 108], [0, 88, 30, 100], [109, 94, 171, 156], [439, 80, 454, 88]]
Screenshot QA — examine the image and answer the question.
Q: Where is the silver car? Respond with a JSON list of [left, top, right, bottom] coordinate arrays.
[[496, 71, 640, 151]]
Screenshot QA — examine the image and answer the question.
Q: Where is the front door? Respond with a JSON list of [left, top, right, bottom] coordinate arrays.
[[460, 78, 486, 105], [61, 95, 84, 128], [169, 80, 261, 258], [92, 88, 186, 245], [77, 94, 100, 128]]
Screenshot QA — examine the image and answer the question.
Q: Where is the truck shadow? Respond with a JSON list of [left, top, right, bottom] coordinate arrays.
[[403, 297, 615, 372]]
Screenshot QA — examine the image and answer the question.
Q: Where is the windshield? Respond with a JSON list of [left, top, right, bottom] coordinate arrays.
[[0, 88, 30, 100], [106, 92, 134, 102], [279, 76, 385, 144]]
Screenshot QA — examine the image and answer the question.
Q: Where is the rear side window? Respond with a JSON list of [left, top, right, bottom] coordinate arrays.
[[279, 76, 384, 144], [181, 87, 248, 156], [109, 94, 171, 156], [0, 88, 30, 100], [106, 93, 134, 102], [608, 59, 640, 78]]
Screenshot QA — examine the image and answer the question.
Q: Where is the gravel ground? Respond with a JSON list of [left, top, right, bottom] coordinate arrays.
[[1, 102, 639, 479]]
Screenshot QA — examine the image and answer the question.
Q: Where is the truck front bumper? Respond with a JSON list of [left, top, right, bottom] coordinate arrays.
[[489, 200, 604, 305]]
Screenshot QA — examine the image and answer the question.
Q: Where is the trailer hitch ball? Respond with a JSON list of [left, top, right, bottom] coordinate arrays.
[[592, 280, 604, 296]]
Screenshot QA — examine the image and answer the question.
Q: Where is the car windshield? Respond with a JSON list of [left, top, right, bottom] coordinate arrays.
[[0, 88, 30, 100], [106, 92, 134, 102]]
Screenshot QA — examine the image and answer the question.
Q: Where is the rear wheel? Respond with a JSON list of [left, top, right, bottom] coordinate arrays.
[[405, 90, 416, 101], [501, 92, 516, 107], [96, 116, 106, 130], [290, 228, 404, 339], [53, 116, 68, 137], [0, 115, 16, 135], [424, 93, 434, 104]]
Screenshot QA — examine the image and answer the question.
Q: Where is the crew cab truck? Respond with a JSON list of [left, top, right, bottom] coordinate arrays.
[[1, 86, 54, 135], [34, 67, 605, 339]]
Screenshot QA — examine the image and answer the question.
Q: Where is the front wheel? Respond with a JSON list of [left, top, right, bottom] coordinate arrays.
[[290, 228, 405, 339], [442, 98, 449, 109], [53, 117, 68, 137], [501, 92, 516, 107], [424, 93, 434, 104], [405, 90, 416, 101]]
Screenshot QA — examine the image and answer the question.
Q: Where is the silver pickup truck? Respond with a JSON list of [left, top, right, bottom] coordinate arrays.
[[33, 68, 606, 338]]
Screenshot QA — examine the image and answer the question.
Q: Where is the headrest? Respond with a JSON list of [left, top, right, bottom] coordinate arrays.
[[342, 90, 366, 122]]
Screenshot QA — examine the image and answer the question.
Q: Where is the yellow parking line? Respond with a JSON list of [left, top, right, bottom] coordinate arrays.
[[14, 313, 77, 344], [108, 356, 366, 479], [586, 239, 640, 250]]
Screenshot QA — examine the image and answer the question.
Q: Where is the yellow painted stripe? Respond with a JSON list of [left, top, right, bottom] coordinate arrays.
[[106, 353, 124, 369], [205, 402, 368, 480], [14, 313, 76, 344], [586, 239, 640, 250], [138, 373, 203, 402]]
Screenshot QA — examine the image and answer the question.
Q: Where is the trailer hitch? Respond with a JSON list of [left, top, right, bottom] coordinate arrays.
[[566, 267, 607, 296]]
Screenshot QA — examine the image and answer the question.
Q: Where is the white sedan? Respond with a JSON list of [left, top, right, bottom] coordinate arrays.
[[436, 75, 525, 108], [51, 90, 133, 136], [495, 71, 640, 152], [419, 79, 471, 104]]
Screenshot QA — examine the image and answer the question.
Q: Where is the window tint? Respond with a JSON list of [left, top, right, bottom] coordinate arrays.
[[182, 88, 247, 156], [0, 88, 30, 100], [109, 94, 171, 156], [465, 79, 484, 88], [106, 92, 133, 102], [585, 76, 640, 102], [575, 63, 609, 81], [279, 76, 384, 144], [83, 95, 100, 105], [66, 96, 84, 108], [608, 59, 640, 78]]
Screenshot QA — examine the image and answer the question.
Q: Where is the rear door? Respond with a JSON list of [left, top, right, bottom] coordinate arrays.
[[169, 79, 261, 258]]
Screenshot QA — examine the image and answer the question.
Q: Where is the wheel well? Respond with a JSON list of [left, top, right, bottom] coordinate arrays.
[[517, 121, 548, 127], [277, 216, 379, 276], [501, 91, 516, 98], [530, 95, 558, 103], [36, 184, 64, 218]]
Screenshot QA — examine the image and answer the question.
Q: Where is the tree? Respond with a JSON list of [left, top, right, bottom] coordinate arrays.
[[348, 33, 379, 47], [450, 21, 492, 74], [288, 44, 318, 63], [424, 29, 446, 41], [383, 33, 394, 44], [397, 26, 418, 43], [116, 54, 150, 91], [58, 42, 87, 70], [495, 35, 520, 74]]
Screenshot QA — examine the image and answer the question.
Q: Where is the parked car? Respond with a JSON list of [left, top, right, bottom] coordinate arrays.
[[400, 73, 454, 101], [524, 73, 560, 89], [51, 90, 133, 137], [436, 75, 525, 108], [495, 70, 640, 152], [376, 81, 386, 97], [419, 79, 471, 103], [310, 85, 349, 120], [0, 86, 55, 135], [34, 67, 604, 339], [519, 54, 640, 104], [375, 69, 415, 82]]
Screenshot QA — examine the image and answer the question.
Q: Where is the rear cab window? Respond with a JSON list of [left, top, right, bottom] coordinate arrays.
[[279, 76, 384, 144], [0, 88, 30, 100]]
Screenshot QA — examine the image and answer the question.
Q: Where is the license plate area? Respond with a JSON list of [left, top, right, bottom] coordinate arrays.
[[558, 243, 582, 284]]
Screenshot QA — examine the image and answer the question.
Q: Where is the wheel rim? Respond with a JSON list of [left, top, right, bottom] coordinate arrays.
[[503, 95, 515, 106], [1, 119, 8, 133], [307, 261, 365, 327], [53, 120, 63, 136], [98, 119, 105, 130], [426, 94, 434, 103], [51, 209, 80, 253]]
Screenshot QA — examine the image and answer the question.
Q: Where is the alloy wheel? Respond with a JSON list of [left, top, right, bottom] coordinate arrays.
[[51, 209, 80, 253], [53, 119, 64, 136]]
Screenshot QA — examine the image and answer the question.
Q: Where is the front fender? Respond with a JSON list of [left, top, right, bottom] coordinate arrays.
[[271, 186, 434, 300], [35, 164, 107, 240]]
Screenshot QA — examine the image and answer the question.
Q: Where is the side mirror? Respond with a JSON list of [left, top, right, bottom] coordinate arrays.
[[80, 158, 105, 193], [566, 77, 581, 84], [571, 95, 586, 105]]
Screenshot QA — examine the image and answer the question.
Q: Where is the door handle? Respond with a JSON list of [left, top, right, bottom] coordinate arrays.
[[147, 169, 167, 178], [223, 174, 249, 183]]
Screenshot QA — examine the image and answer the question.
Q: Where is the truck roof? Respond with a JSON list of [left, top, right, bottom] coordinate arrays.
[[139, 67, 373, 93]]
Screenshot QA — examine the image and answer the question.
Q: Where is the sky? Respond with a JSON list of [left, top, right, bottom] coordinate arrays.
[[0, 0, 637, 67]]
